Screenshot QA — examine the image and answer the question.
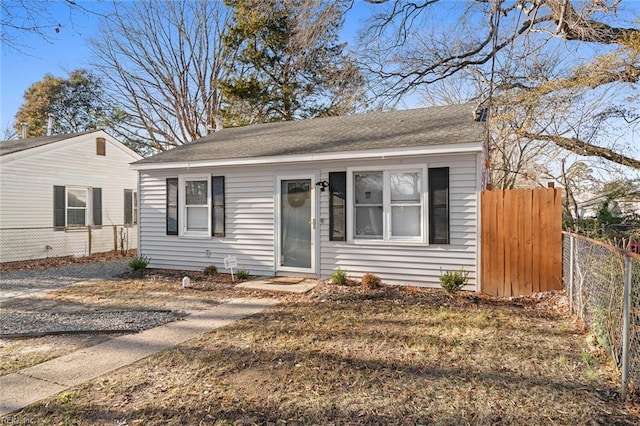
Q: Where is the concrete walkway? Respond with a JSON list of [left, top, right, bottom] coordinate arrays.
[[0, 297, 279, 417]]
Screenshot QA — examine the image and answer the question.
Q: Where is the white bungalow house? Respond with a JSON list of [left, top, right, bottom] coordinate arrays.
[[0, 130, 142, 262], [131, 104, 485, 289]]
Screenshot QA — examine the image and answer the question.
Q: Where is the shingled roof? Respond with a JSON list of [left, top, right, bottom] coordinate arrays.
[[0, 131, 94, 156], [134, 103, 484, 166]]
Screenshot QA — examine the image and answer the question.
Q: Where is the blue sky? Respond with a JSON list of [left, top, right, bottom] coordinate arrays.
[[0, 1, 379, 134]]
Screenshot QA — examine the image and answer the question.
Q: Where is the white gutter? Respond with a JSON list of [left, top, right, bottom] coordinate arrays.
[[130, 142, 483, 171]]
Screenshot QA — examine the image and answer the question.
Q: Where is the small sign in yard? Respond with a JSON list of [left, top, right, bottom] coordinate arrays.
[[224, 255, 238, 281]]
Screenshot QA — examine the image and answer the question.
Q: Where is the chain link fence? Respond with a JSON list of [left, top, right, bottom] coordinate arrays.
[[0, 225, 136, 263], [563, 232, 640, 397]]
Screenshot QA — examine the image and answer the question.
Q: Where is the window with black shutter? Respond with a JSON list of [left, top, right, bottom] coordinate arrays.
[[92, 187, 102, 227], [166, 178, 178, 235], [428, 167, 450, 244], [211, 176, 225, 237], [329, 172, 346, 241], [54, 185, 66, 230], [124, 189, 133, 225]]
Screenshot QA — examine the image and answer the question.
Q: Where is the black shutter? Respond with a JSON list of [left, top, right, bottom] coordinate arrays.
[[166, 178, 178, 235], [428, 167, 449, 244], [329, 172, 346, 241], [124, 189, 133, 225], [92, 188, 102, 226], [54, 185, 66, 230], [212, 176, 225, 237]]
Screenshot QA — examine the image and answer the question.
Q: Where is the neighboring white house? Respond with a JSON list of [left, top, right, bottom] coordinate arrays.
[[0, 130, 142, 262], [131, 104, 485, 289], [577, 192, 640, 218]]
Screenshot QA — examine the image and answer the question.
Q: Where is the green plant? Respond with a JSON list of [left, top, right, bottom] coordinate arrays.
[[591, 308, 613, 354], [128, 255, 150, 271], [203, 265, 218, 276], [361, 273, 381, 290], [581, 349, 596, 366], [331, 268, 348, 285], [236, 268, 250, 281], [439, 268, 469, 294]]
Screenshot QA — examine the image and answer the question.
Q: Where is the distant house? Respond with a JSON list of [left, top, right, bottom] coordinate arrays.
[[131, 104, 485, 288], [0, 130, 142, 262], [577, 192, 640, 218]]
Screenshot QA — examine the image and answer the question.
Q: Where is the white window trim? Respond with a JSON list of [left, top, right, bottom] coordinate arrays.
[[347, 164, 427, 244], [66, 186, 90, 228], [178, 174, 211, 238]]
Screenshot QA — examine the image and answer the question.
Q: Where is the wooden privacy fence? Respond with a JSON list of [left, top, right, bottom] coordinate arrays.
[[481, 188, 563, 297]]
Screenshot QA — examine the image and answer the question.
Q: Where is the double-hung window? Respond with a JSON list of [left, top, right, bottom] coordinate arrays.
[[349, 167, 426, 242], [183, 177, 209, 235], [53, 185, 102, 229], [124, 189, 138, 225], [167, 175, 225, 237], [67, 188, 88, 226]]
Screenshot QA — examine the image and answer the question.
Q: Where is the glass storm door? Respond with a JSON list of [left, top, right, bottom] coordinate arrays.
[[279, 178, 315, 271]]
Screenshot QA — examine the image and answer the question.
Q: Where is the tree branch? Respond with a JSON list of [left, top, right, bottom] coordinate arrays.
[[519, 131, 640, 170]]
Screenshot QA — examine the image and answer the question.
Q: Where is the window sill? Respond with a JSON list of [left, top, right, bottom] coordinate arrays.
[[178, 234, 212, 240], [64, 226, 89, 232], [345, 239, 427, 247]]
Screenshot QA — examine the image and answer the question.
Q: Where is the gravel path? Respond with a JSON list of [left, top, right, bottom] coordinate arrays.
[[0, 259, 187, 337], [0, 310, 186, 337], [0, 259, 130, 302]]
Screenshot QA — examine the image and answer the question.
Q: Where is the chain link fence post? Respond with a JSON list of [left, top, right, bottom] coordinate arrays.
[[569, 234, 575, 315], [622, 254, 632, 399]]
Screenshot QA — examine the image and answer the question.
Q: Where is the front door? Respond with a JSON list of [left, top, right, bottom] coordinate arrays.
[[277, 177, 315, 273]]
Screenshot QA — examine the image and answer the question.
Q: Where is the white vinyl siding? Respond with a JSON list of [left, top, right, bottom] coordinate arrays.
[[0, 132, 140, 262], [138, 152, 480, 289], [319, 154, 479, 288], [139, 169, 275, 274]]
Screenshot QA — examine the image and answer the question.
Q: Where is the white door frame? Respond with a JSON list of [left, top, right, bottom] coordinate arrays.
[[275, 174, 317, 274]]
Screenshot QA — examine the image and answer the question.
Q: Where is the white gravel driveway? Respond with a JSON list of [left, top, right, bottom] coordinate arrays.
[[0, 259, 129, 304]]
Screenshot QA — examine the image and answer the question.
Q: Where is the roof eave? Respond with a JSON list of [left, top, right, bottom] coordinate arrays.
[[131, 141, 482, 171]]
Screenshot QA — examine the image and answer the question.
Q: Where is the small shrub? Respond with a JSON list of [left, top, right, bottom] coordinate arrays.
[[236, 268, 250, 281], [361, 273, 381, 290], [128, 255, 150, 271], [331, 268, 348, 285], [439, 268, 469, 294], [591, 308, 612, 354], [203, 265, 218, 276]]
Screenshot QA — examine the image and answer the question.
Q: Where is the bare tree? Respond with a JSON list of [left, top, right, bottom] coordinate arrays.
[[1, 0, 106, 50], [360, 0, 640, 170], [91, 0, 233, 151]]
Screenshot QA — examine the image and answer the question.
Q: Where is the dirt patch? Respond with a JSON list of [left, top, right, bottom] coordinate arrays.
[[0, 334, 120, 375], [0, 250, 136, 273], [8, 283, 640, 425], [0, 269, 279, 374]]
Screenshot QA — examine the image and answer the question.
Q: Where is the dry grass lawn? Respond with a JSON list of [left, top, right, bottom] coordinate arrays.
[[5, 281, 640, 425]]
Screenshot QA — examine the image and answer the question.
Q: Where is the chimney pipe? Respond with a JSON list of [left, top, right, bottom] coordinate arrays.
[[47, 114, 54, 136], [214, 116, 223, 132], [21, 123, 27, 139]]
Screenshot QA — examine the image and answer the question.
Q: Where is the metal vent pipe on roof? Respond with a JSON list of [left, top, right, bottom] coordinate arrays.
[[47, 113, 54, 136], [21, 123, 27, 139]]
